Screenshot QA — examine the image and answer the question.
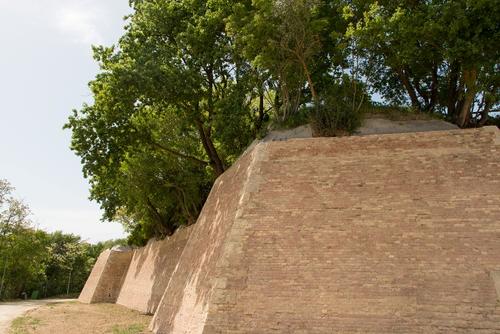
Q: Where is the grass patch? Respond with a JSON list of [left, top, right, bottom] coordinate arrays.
[[9, 316, 42, 334], [7, 302, 152, 334], [109, 323, 145, 334]]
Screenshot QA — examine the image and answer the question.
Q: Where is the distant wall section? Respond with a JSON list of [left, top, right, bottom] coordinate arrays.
[[79, 248, 133, 304], [116, 226, 192, 314]]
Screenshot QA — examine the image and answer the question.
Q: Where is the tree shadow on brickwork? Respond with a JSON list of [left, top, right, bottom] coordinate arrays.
[[151, 152, 257, 330], [119, 226, 192, 315]]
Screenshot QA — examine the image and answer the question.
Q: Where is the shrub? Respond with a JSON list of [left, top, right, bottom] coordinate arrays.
[[310, 77, 368, 137]]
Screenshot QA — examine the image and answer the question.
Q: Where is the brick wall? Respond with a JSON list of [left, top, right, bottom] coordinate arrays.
[[116, 226, 192, 314], [149, 148, 259, 333], [79, 249, 110, 303], [152, 127, 500, 333], [78, 249, 133, 304]]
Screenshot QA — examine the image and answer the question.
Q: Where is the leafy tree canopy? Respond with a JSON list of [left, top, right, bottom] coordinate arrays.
[[345, 0, 499, 126], [0, 179, 124, 300], [66, 0, 499, 244]]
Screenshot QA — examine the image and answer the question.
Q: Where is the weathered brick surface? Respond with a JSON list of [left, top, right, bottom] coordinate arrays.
[[150, 148, 260, 333], [79, 249, 110, 303], [152, 127, 500, 333], [116, 227, 192, 314], [79, 249, 133, 303]]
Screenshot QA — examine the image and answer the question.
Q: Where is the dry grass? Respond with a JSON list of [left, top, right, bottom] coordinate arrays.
[[9, 302, 152, 334]]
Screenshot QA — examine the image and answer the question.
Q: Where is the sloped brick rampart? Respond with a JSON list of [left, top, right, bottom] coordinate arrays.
[[79, 249, 133, 303], [116, 227, 192, 314], [149, 147, 260, 333], [79, 250, 110, 303], [151, 127, 500, 333]]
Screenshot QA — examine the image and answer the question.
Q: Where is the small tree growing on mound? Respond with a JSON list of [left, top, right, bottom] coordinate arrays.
[[311, 76, 368, 137]]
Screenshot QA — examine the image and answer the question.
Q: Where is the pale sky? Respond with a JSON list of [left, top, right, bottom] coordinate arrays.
[[0, 0, 132, 243]]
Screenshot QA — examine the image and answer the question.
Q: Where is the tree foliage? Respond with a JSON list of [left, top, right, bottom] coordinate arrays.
[[66, 0, 499, 243], [66, 0, 265, 242], [345, 0, 499, 126], [0, 179, 125, 300]]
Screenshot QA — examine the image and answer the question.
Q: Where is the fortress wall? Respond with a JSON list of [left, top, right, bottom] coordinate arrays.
[[149, 147, 260, 334], [82, 127, 500, 333], [206, 127, 500, 333], [150, 127, 500, 333], [79, 248, 133, 304], [116, 226, 192, 314], [79, 249, 110, 303]]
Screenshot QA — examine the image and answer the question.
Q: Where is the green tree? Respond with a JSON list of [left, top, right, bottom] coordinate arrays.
[[0, 179, 122, 300], [44, 232, 91, 297], [228, 0, 349, 121], [66, 0, 262, 241], [0, 179, 33, 299], [345, 0, 499, 126]]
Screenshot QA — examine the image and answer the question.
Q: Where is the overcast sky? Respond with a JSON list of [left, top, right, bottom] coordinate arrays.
[[0, 0, 132, 243]]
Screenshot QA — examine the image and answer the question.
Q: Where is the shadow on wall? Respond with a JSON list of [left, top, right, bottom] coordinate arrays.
[[116, 226, 192, 315], [79, 226, 192, 315], [78, 249, 133, 304], [149, 145, 261, 333]]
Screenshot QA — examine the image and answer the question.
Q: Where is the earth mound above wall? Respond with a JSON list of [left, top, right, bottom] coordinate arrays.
[[260, 117, 458, 143]]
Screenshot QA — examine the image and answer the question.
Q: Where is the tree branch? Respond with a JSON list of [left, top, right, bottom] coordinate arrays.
[[150, 141, 209, 166]]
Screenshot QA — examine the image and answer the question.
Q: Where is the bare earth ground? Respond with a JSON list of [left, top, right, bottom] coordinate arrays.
[[261, 117, 457, 143], [0, 299, 73, 334], [7, 302, 152, 334]]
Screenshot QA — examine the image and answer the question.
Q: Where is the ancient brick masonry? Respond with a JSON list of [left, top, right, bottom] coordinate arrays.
[[116, 227, 192, 314], [81, 127, 500, 333], [150, 144, 259, 333], [79, 227, 191, 314], [150, 127, 500, 333], [79, 248, 133, 303]]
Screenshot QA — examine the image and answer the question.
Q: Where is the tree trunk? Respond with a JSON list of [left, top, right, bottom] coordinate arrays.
[[447, 62, 460, 119], [206, 65, 215, 120], [429, 64, 439, 112], [456, 68, 478, 128], [257, 87, 265, 130], [300, 58, 318, 104], [274, 83, 282, 114], [413, 79, 429, 108], [478, 98, 492, 126], [66, 268, 72, 295], [397, 67, 420, 110], [196, 120, 225, 177], [146, 198, 173, 236], [0, 259, 7, 299]]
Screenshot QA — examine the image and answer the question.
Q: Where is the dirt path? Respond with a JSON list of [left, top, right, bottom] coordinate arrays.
[[0, 299, 74, 334], [5, 302, 152, 334]]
